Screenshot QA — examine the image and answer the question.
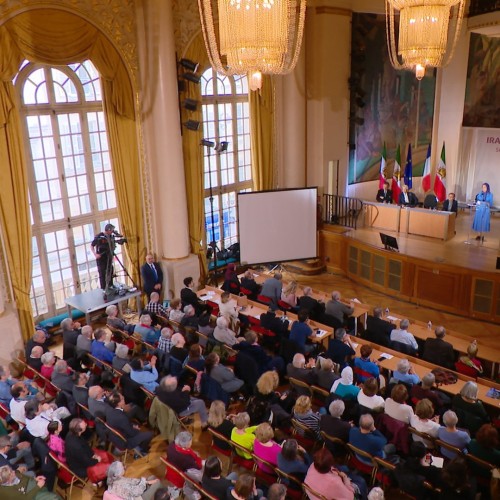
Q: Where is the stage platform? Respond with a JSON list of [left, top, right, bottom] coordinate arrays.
[[318, 210, 500, 324]]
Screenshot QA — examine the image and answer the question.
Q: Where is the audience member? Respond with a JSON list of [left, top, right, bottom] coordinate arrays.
[[390, 319, 418, 352], [451, 381, 490, 435], [24, 400, 52, 439], [0, 366, 15, 405], [320, 399, 351, 444], [259, 308, 289, 339], [292, 395, 321, 438], [130, 356, 159, 392], [51, 359, 74, 393], [156, 375, 208, 429], [144, 291, 169, 320], [326, 328, 355, 369], [168, 298, 185, 324], [331, 366, 360, 400], [390, 358, 420, 385], [467, 424, 500, 472], [106, 460, 161, 499], [183, 344, 205, 371], [410, 399, 440, 447], [289, 309, 316, 354], [205, 352, 244, 394], [384, 384, 414, 424], [213, 316, 240, 347], [231, 412, 257, 459], [61, 318, 81, 359], [422, 326, 455, 369], [410, 372, 445, 413], [219, 291, 239, 324], [112, 343, 132, 373], [40, 351, 56, 379], [24, 330, 48, 361], [277, 438, 312, 482], [304, 447, 355, 500], [0, 464, 55, 498], [91, 328, 115, 362], [266, 483, 287, 500], [297, 287, 325, 320], [253, 422, 281, 472], [456, 340, 483, 377], [281, 281, 298, 309], [76, 325, 93, 358], [240, 270, 261, 299], [9, 383, 31, 425], [357, 378, 385, 411], [286, 353, 317, 386], [363, 307, 392, 347], [260, 272, 283, 308], [438, 410, 471, 459], [201, 455, 238, 498], [221, 263, 240, 294], [440, 457, 476, 499], [27, 346, 43, 372], [72, 372, 90, 406], [170, 333, 189, 362], [208, 400, 235, 452], [0, 434, 35, 471], [227, 473, 261, 500], [180, 305, 199, 329], [106, 304, 135, 334], [157, 327, 174, 354], [349, 414, 387, 462], [353, 345, 380, 383], [133, 314, 160, 344], [233, 331, 283, 374], [325, 291, 354, 327], [314, 357, 339, 390]]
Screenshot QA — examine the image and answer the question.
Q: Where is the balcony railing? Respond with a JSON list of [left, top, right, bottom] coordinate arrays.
[[322, 194, 363, 229], [469, 0, 500, 16]]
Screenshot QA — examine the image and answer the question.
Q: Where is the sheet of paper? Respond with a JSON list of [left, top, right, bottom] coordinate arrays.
[[199, 294, 212, 301], [431, 456, 444, 468], [386, 315, 399, 322], [315, 329, 328, 338], [379, 353, 394, 360], [352, 298, 361, 304], [351, 342, 359, 349]]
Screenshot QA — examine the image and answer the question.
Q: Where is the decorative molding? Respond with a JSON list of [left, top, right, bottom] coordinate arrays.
[[172, 0, 204, 57]]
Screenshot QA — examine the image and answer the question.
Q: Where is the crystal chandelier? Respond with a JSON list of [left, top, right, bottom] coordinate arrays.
[[385, 0, 466, 80], [198, 0, 307, 90]]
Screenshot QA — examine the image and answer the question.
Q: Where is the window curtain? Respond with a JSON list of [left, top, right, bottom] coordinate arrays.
[[249, 75, 275, 191], [0, 9, 142, 339], [181, 34, 210, 278]]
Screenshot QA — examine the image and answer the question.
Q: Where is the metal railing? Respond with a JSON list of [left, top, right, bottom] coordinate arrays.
[[469, 0, 500, 16], [322, 194, 363, 229]]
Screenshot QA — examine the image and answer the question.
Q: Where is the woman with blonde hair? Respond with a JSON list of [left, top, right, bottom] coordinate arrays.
[[410, 399, 440, 448], [208, 400, 235, 452], [253, 422, 281, 473], [292, 395, 321, 438], [281, 281, 298, 308], [231, 412, 257, 459], [456, 340, 483, 378]]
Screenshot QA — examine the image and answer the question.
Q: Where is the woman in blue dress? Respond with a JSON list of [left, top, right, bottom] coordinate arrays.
[[473, 183, 493, 241]]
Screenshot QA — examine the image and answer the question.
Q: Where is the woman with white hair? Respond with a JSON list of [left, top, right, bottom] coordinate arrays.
[[213, 316, 240, 346], [437, 410, 471, 460], [330, 366, 360, 401], [112, 344, 131, 373], [452, 381, 490, 435], [391, 358, 420, 385], [105, 461, 161, 499], [40, 351, 56, 379]]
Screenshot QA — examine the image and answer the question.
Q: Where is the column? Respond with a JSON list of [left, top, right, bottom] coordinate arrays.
[[136, 0, 200, 297]]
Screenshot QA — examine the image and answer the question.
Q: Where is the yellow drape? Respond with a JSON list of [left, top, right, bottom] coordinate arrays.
[[0, 9, 142, 339], [181, 34, 211, 279], [249, 75, 275, 191]]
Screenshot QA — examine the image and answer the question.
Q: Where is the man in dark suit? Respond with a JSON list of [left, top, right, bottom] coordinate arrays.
[[105, 391, 153, 454], [376, 181, 393, 204], [442, 192, 458, 215], [260, 307, 289, 339], [297, 287, 325, 321], [180, 276, 210, 315], [141, 254, 163, 299], [398, 185, 418, 207], [422, 326, 455, 369], [286, 353, 317, 387], [320, 399, 351, 444], [363, 307, 392, 347]]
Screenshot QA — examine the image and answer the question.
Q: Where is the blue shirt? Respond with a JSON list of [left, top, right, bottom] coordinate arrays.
[[349, 427, 387, 462], [289, 321, 312, 350], [326, 339, 355, 368], [392, 370, 420, 385], [134, 324, 160, 344], [130, 364, 159, 392], [354, 357, 380, 383], [91, 340, 114, 363], [0, 379, 15, 404], [438, 427, 470, 460]]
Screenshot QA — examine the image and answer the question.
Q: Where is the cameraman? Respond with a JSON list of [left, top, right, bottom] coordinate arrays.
[[90, 223, 118, 290]]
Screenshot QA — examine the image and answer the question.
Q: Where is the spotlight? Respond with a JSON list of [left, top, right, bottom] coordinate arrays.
[[179, 58, 199, 73], [184, 120, 200, 131], [215, 141, 229, 153], [201, 139, 215, 148], [182, 72, 201, 84], [183, 98, 198, 111]]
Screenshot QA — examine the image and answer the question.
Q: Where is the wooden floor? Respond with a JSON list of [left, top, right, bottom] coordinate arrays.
[[342, 209, 500, 273]]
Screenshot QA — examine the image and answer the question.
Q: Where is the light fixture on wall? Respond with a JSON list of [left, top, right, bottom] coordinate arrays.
[[184, 120, 201, 131], [198, 0, 307, 91], [385, 0, 466, 80]]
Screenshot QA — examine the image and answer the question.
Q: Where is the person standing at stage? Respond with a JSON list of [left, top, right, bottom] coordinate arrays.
[[91, 223, 116, 290], [442, 192, 458, 215], [473, 183, 493, 242], [141, 254, 163, 299], [398, 185, 418, 207], [376, 181, 392, 204]]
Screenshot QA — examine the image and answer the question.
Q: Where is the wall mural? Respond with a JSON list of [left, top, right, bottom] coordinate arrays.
[[463, 33, 500, 128], [348, 13, 436, 185]]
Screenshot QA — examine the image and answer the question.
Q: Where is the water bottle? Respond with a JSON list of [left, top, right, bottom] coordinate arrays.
[[427, 321, 432, 330]]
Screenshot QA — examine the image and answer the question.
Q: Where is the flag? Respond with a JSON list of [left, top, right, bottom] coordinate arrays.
[[434, 142, 447, 202], [379, 142, 388, 189], [404, 143, 413, 188], [421, 143, 432, 192], [392, 144, 402, 203]]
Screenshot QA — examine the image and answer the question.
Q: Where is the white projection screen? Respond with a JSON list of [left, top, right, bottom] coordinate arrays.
[[238, 188, 318, 265]]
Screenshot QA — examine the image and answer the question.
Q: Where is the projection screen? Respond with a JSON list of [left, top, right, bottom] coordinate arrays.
[[237, 188, 318, 265]]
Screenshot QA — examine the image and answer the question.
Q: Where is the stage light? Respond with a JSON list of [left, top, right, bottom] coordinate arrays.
[[215, 141, 229, 153], [184, 120, 200, 131], [201, 139, 215, 148], [183, 98, 198, 112], [179, 58, 199, 73], [182, 72, 201, 84]]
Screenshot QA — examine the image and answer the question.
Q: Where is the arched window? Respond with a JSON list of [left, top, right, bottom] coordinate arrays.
[[16, 61, 120, 318], [200, 69, 252, 252]]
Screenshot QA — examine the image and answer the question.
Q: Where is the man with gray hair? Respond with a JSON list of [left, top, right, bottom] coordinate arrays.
[[422, 325, 455, 369], [61, 318, 81, 360], [364, 307, 392, 347], [166, 430, 203, 499], [0, 435, 35, 473], [391, 358, 420, 385], [51, 360, 74, 393], [106, 304, 135, 334], [286, 353, 317, 387], [76, 325, 93, 358], [24, 330, 48, 361], [180, 305, 199, 329], [326, 328, 355, 369], [260, 272, 283, 309], [326, 290, 354, 326], [349, 413, 387, 462], [297, 286, 325, 320], [438, 410, 470, 459], [410, 372, 446, 411], [145, 291, 169, 320], [156, 376, 208, 429], [390, 319, 418, 352], [320, 399, 350, 445]]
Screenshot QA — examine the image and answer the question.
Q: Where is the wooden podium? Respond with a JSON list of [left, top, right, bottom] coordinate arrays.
[[363, 203, 401, 232]]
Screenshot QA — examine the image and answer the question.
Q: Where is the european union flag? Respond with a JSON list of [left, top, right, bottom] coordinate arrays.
[[404, 143, 413, 188]]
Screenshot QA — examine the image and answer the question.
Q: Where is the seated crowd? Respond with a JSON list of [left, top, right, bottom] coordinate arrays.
[[0, 271, 498, 500]]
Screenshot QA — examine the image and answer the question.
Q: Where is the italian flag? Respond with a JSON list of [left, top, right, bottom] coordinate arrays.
[[391, 144, 402, 203], [434, 143, 446, 202], [379, 142, 388, 189], [421, 143, 432, 192]]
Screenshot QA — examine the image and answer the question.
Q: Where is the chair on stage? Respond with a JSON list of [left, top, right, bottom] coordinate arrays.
[[423, 194, 438, 210]]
